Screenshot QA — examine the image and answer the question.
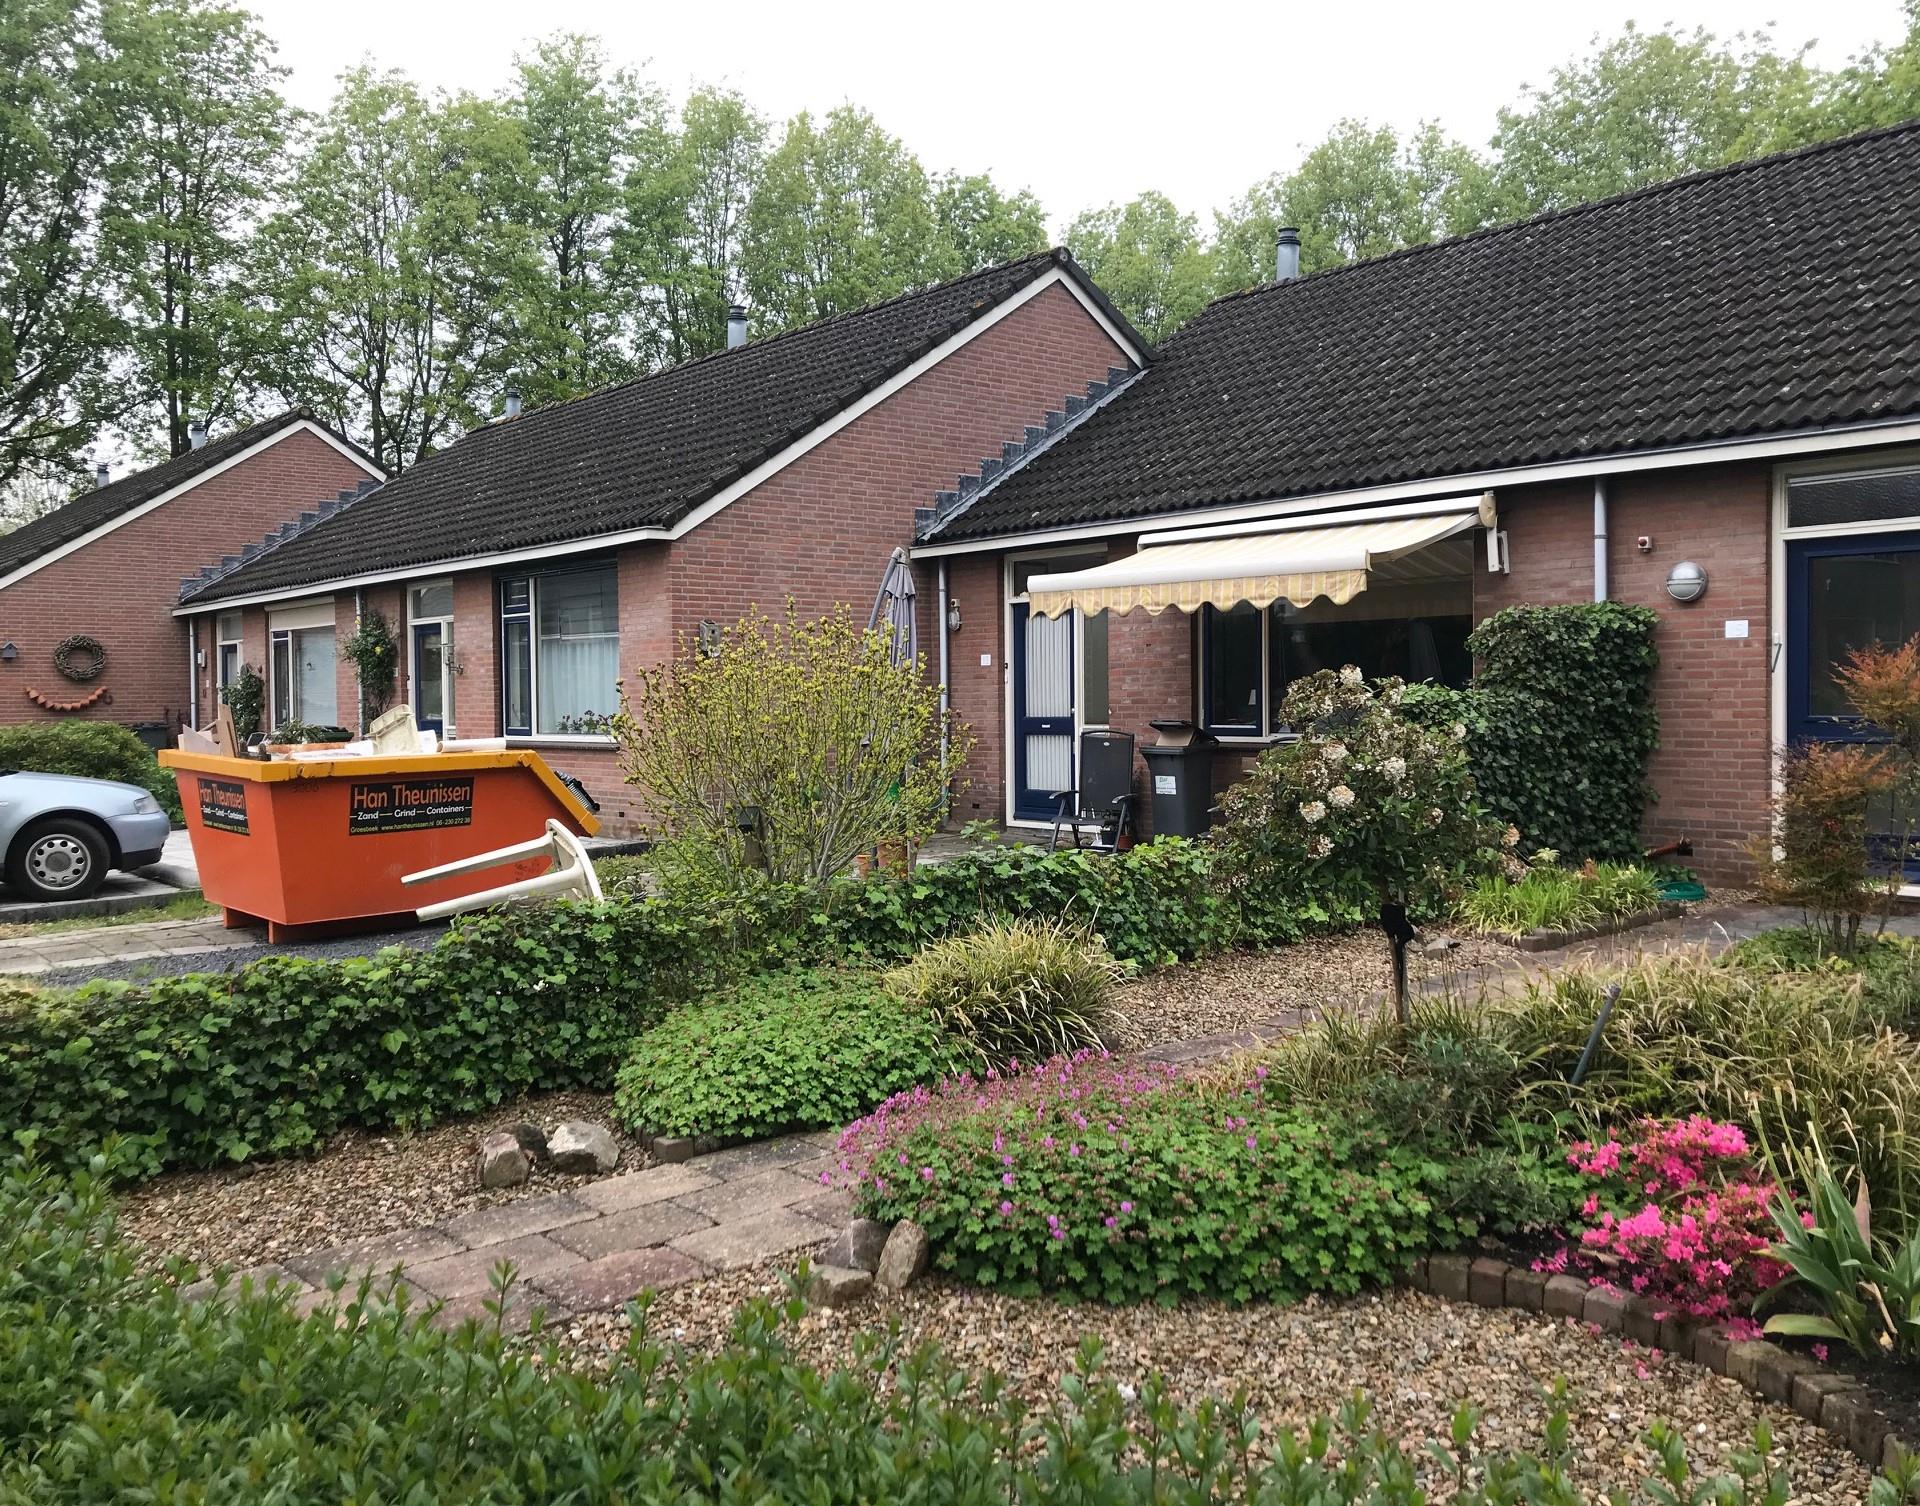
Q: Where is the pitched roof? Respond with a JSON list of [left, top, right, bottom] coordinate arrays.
[[183, 249, 1137, 605], [927, 121, 1920, 545], [0, 410, 372, 581]]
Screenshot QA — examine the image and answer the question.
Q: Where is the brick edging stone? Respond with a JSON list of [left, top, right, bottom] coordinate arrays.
[[1496, 901, 1687, 953], [1405, 1253, 1911, 1471]]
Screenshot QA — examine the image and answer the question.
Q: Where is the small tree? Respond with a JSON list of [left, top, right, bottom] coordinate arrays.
[[341, 609, 399, 722], [1214, 668, 1504, 1022], [221, 663, 264, 740], [613, 605, 972, 887]]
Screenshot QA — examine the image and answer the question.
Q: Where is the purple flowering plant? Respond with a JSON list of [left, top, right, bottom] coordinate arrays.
[[834, 1051, 1475, 1303]]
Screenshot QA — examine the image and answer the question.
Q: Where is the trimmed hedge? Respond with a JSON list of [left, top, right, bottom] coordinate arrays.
[[0, 720, 182, 822], [1, 839, 1274, 1180], [1404, 603, 1659, 861]]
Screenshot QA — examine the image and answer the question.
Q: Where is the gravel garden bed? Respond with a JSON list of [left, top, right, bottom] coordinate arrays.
[[120, 1091, 648, 1272], [539, 1265, 1874, 1501], [1103, 930, 1519, 1052]]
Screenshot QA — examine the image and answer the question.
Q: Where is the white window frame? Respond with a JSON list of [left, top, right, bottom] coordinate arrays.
[[215, 612, 243, 695], [406, 578, 456, 738], [498, 564, 619, 743], [267, 599, 337, 730]]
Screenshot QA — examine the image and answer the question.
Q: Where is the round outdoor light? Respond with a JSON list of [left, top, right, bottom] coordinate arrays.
[[1665, 560, 1708, 603]]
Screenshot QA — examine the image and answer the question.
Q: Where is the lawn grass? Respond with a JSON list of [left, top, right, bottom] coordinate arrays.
[[0, 892, 215, 940]]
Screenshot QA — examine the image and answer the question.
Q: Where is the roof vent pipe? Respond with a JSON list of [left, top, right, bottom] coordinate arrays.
[[188, 420, 207, 450], [94, 461, 109, 489], [1275, 226, 1301, 281], [727, 304, 749, 350], [503, 387, 522, 420]]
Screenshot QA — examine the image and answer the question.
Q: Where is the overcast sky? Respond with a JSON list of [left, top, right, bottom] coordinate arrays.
[[254, 0, 1905, 228]]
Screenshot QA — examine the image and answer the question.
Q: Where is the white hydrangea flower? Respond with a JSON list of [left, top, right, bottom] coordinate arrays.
[[1428, 807, 1444, 826], [1299, 800, 1326, 825], [1452, 722, 1468, 741], [1502, 824, 1521, 848], [1381, 756, 1406, 783], [1339, 665, 1364, 687], [1308, 835, 1333, 859], [1328, 784, 1355, 809], [1323, 742, 1348, 765]]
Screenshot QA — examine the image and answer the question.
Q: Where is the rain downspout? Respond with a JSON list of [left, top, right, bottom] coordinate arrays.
[[354, 588, 366, 732], [1592, 479, 1609, 601], [186, 620, 198, 730], [937, 560, 952, 788]]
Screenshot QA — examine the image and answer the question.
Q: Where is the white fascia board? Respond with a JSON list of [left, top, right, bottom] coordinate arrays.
[[174, 525, 672, 615], [0, 420, 383, 595], [912, 416, 1920, 559], [661, 266, 1142, 542], [180, 264, 1140, 614]]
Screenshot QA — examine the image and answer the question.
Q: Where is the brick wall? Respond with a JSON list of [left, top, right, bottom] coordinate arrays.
[[1477, 463, 1774, 880], [2, 427, 375, 730], [944, 552, 1006, 825]]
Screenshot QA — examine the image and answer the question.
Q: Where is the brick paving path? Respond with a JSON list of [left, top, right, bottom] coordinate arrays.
[[185, 1132, 853, 1328]]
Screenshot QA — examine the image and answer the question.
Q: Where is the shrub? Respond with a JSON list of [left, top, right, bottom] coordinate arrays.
[[1540, 1117, 1789, 1325], [1726, 925, 1920, 1001], [1454, 861, 1661, 937], [838, 1053, 1475, 1302], [221, 662, 264, 739], [1753, 741, 1897, 954], [613, 970, 956, 1141], [613, 605, 971, 886], [5, 1159, 1863, 1506], [268, 719, 354, 743], [884, 916, 1125, 1067], [0, 719, 181, 822], [1483, 955, 1920, 1222], [341, 608, 400, 720], [1465, 602, 1660, 862], [0, 901, 739, 1177]]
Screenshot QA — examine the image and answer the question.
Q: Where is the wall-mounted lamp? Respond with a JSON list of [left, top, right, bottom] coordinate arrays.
[[945, 599, 963, 634], [1665, 560, 1708, 603], [0, 642, 15, 663]]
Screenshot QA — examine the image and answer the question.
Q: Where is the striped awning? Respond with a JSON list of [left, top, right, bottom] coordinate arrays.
[[1026, 506, 1486, 619]]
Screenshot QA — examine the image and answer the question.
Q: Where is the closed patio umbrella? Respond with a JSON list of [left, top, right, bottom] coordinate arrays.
[[866, 547, 917, 667]]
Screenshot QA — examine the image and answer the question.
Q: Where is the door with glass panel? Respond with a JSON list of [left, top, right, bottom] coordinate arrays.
[[409, 580, 454, 738], [1785, 528, 1920, 877], [1011, 602, 1075, 821]]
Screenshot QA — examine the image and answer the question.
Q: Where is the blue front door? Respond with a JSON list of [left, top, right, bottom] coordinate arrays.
[[413, 622, 446, 736], [1785, 531, 1920, 874], [1011, 602, 1075, 821]]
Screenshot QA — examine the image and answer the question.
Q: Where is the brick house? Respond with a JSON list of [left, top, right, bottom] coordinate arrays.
[[174, 251, 1146, 828], [0, 412, 381, 733], [912, 124, 1920, 881]]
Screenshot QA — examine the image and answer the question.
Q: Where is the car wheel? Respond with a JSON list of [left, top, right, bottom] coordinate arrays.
[[8, 818, 109, 901]]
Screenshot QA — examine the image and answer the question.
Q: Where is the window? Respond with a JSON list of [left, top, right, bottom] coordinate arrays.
[[1787, 468, 1920, 530], [1199, 578, 1472, 737], [408, 579, 455, 734], [268, 626, 337, 728], [499, 565, 618, 736], [215, 611, 242, 694]]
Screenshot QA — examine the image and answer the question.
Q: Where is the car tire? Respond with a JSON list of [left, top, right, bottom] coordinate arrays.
[[8, 817, 110, 901]]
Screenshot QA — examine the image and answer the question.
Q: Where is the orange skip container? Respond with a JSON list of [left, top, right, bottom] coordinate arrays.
[[158, 748, 600, 940]]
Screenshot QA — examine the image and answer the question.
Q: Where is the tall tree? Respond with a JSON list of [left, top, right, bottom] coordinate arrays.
[[743, 106, 942, 328], [1817, 0, 1920, 136], [1479, 24, 1825, 220], [262, 69, 530, 472], [507, 34, 649, 400], [1213, 120, 1486, 292], [99, 0, 289, 456], [619, 86, 766, 365], [932, 172, 1049, 276], [1065, 192, 1213, 345], [0, 0, 124, 490]]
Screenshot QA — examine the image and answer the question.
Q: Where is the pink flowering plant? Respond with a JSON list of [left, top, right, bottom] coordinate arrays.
[[1537, 1116, 1793, 1324], [834, 1051, 1476, 1303]]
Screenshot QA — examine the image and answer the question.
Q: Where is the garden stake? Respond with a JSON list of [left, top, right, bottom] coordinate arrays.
[[1570, 982, 1623, 1085], [1379, 900, 1418, 1026]]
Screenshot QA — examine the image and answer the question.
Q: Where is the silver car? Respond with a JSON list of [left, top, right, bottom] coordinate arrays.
[[0, 771, 173, 901]]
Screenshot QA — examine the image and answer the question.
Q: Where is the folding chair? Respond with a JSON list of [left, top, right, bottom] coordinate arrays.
[[1049, 730, 1138, 852]]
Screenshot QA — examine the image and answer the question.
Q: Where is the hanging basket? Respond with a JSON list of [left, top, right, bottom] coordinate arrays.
[[52, 634, 107, 683]]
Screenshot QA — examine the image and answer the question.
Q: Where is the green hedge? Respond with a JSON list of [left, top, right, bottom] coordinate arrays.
[[1404, 604, 1658, 861], [1, 839, 1274, 1180], [0, 721, 182, 822]]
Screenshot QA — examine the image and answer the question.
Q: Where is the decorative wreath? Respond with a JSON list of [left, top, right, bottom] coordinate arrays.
[[52, 634, 106, 683]]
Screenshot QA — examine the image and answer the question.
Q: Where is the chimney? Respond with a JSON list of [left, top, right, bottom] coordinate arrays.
[[1275, 226, 1301, 282], [504, 387, 522, 420], [94, 461, 109, 489], [188, 420, 207, 450], [726, 304, 749, 350]]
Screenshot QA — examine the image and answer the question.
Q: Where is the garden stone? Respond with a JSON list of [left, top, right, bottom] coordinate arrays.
[[1791, 1368, 1859, 1427], [478, 1132, 531, 1189], [1692, 1325, 1733, 1374], [1582, 1285, 1628, 1333], [1723, 1340, 1772, 1391], [506, 1121, 548, 1162], [822, 1218, 890, 1275], [808, 1263, 874, 1308], [1542, 1275, 1587, 1318], [1468, 1257, 1506, 1307], [1424, 1254, 1470, 1302], [651, 1135, 698, 1164], [548, 1120, 620, 1175], [1504, 1268, 1548, 1311], [1753, 1346, 1814, 1404], [875, 1220, 929, 1291]]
